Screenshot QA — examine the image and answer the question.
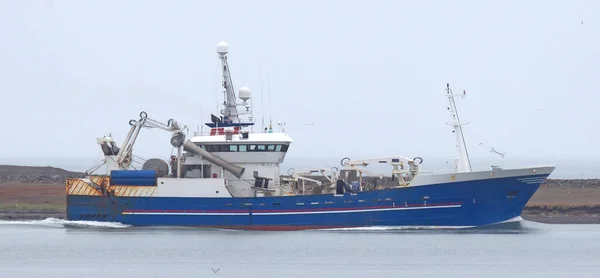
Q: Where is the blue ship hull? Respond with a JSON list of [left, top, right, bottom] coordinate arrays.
[[66, 173, 548, 230]]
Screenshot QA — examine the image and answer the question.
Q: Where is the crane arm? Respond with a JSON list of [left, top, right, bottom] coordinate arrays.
[[116, 120, 143, 168], [340, 156, 423, 168], [116, 111, 186, 168], [291, 174, 322, 186], [287, 167, 339, 183]]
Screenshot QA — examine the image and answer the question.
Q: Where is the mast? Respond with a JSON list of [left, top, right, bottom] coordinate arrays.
[[216, 41, 240, 124], [446, 83, 472, 172]]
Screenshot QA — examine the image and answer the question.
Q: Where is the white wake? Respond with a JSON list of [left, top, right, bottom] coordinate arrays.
[[0, 217, 130, 228], [318, 217, 525, 231]]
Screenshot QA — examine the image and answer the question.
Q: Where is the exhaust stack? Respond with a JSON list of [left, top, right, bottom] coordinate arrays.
[[182, 140, 245, 179]]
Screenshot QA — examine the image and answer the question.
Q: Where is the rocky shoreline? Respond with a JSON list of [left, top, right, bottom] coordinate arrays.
[[0, 165, 84, 184], [522, 205, 600, 224], [1, 165, 599, 224]]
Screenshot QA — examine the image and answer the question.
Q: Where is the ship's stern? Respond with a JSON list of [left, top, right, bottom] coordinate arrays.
[[66, 176, 120, 222]]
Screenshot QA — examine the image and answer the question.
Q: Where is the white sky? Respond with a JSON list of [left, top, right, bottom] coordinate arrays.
[[1, 0, 598, 178]]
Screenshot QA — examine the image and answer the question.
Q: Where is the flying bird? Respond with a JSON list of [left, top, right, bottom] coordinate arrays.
[[490, 147, 506, 158]]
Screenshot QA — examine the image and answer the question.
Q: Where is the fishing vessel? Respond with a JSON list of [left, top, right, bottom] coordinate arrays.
[[65, 41, 555, 230]]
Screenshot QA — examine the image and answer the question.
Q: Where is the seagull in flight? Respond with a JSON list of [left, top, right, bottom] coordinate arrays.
[[490, 147, 506, 158]]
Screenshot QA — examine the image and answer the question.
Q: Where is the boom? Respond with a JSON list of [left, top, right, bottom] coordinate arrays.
[[340, 156, 424, 188], [116, 111, 186, 169], [287, 167, 339, 183]]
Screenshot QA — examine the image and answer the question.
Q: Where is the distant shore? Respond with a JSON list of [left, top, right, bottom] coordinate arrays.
[[523, 206, 600, 224], [0, 211, 64, 221], [1, 165, 599, 224]]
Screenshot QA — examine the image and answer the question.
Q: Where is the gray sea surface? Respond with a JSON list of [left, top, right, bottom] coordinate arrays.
[[0, 219, 598, 277]]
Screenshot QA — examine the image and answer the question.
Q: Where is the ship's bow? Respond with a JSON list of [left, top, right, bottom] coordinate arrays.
[[469, 166, 555, 226]]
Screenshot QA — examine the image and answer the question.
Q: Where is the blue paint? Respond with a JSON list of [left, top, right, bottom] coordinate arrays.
[[110, 178, 157, 186], [67, 174, 548, 229], [110, 170, 157, 186]]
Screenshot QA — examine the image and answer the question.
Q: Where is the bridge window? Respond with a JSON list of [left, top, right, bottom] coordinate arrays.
[[194, 143, 290, 153]]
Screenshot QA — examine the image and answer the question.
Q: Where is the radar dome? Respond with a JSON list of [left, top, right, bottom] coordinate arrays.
[[239, 87, 251, 101], [216, 41, 229, 55]]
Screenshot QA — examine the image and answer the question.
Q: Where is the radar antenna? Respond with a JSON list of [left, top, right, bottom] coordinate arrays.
[[446, 83, 472, 172], [215, 41, 253, 127]]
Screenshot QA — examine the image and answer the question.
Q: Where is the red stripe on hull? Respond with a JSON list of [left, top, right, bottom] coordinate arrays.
[[123, 202, 463, 214]]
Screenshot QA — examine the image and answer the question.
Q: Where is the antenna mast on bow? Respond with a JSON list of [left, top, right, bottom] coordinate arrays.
[[446, 83, 472, 172]]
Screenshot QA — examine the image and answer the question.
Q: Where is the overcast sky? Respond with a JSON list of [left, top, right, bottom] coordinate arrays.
[[0, 0, 598, 177]]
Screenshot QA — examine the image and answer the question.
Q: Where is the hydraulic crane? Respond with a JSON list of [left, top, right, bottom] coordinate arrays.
[[116, 111, 187, 175], [285, 167, 339, 195], [340, 156, 423, 188]]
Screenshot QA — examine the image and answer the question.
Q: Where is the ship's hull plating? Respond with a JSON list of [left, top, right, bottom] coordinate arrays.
[[66, 173, 549, 230]]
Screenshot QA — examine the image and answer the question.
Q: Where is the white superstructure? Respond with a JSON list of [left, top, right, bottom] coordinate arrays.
[[87, 41, 293, 198], [179, 41, 294, 197]]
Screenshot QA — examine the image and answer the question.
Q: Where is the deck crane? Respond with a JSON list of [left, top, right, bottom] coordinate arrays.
[[287, 167, 339, 184], [285, 167, 340, 195], [102, 110, 244, 179], [116, 111, 188, 175], [291, 174, 321, 195], [340, 156, 424, 188]]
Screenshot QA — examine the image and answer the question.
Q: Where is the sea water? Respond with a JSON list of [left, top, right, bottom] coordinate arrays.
[[0, 219, 598, 277]]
